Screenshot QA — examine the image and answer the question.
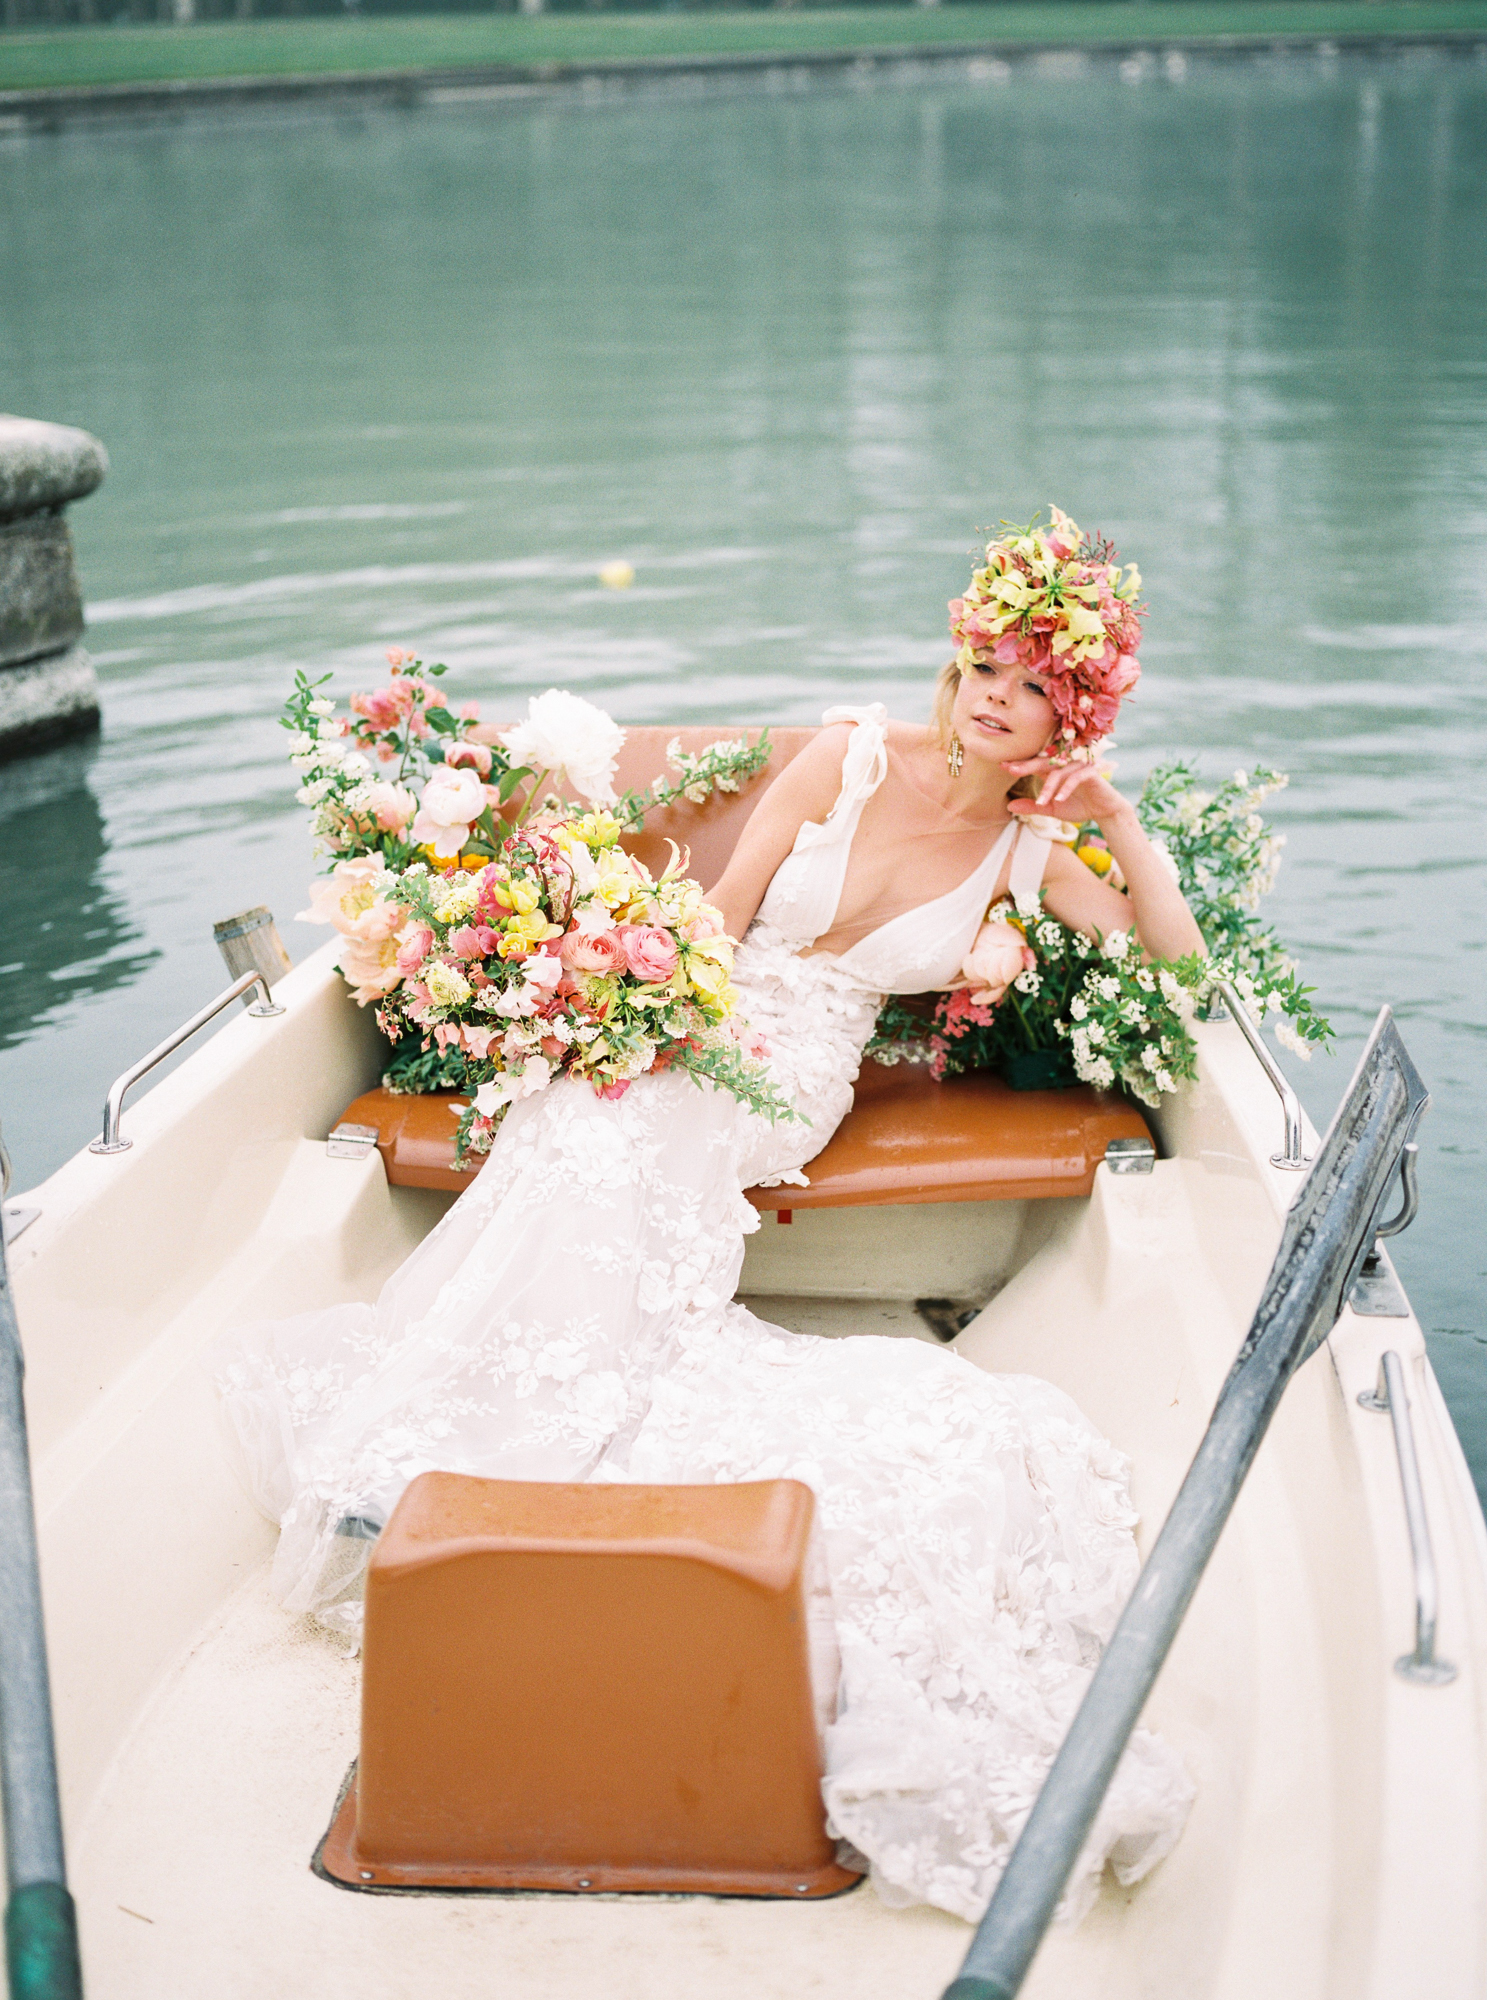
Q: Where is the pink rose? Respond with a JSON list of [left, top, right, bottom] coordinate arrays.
[[559, 928, 627, 976], [957, 919, 1036, 1007], [444, 740, 494, 777], [685, 904, 727, 942], [618, 925, 678, 983], [460, 702, 482, 722], [395, 925, 433, 976]]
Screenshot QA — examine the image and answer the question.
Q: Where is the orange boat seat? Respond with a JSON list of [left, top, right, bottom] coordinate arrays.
[[338, 1062, 1152, 1205], [317, 1471, 860, 1897]]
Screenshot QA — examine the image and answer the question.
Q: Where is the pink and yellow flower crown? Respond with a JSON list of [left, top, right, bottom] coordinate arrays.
[[948, 507, 1145, 753]]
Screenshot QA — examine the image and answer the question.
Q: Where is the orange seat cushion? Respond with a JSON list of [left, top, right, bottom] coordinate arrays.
[[339, 1066, 1151, 1206]]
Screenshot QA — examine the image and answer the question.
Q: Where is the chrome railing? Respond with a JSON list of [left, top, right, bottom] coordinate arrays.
[[0, 1181, 84, 1997], [1211, 975, 1309, 1171], [89, 969, 284, 1157], [1358, 1350, 1457, 1686], [942, 1005, 1430, 2000]]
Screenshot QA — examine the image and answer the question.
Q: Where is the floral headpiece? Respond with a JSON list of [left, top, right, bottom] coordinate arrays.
[[948, 506, 1145, 754]]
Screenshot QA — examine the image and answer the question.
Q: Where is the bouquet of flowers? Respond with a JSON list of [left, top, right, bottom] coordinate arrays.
[[289, 651, 785, 1138], [360, 816, 791, 1161], [868, 761, 1331, 1106]]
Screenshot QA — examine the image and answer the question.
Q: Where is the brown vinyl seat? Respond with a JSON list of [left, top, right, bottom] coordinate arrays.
[[339, 1064, 1150, 1206], [333, 723, 1153, 1205]]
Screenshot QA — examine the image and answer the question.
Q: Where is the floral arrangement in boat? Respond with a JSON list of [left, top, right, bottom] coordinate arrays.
[[285, 652, 784, 1150], [868, 764, 1332, 1107]]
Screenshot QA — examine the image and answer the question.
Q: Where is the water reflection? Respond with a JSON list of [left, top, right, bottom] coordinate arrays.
[[0, 740, 156, 1048]]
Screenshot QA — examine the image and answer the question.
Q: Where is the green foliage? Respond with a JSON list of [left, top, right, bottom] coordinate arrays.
[[671, 1037, 809, 1124], [1134, 761, 1332, 1052], [868, 757, 1332, 1096], [381, 1028, 473, 1096]]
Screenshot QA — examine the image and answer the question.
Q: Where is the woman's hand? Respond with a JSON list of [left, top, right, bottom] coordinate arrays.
[[1004, 753, 1208, 964], [1001, 752, 1127, 828]]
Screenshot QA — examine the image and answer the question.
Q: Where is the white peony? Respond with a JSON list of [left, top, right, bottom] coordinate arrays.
[[410, 765, 487, 858], [501, 690, 625, 806]]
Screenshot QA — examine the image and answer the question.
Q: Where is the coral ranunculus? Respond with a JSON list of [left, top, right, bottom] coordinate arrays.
[[619, 925, 679, 982], [559, 928, 628, 975]]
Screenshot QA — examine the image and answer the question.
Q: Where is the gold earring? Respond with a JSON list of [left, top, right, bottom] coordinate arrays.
[[947, 732, 964, 778]]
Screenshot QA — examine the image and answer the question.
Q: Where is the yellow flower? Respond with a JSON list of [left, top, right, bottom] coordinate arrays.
[[424, 961, 472, 1009], [576, 809, 622, 850], [685, 934, 735, 1005], [499, 909, 561, 956], [595, 858, 639, 909], [1077, 844, 1114, 877], [1056, 603, 1106, 650]]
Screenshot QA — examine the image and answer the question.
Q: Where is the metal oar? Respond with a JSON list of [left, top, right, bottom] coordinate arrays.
[[0, 1126, 83, 2000], [944, 1005, 1429, 2000]]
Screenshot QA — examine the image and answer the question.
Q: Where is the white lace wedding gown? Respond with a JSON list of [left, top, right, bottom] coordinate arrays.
[[215, 703, 1194, 1924]]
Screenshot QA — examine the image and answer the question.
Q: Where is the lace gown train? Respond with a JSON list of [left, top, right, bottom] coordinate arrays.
[[215, 705, 1195, 1924]]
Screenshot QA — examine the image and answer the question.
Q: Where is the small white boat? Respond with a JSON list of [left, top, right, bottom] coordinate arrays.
[[5, 740, 1486, 2000]]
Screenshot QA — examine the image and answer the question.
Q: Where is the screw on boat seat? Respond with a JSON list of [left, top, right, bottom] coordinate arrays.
[[329, 723, 1154, 1203], [316, 1472, 860, 1897]]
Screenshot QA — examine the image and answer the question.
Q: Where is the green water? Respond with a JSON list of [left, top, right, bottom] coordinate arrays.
[[1, 47, 1484, 1486]]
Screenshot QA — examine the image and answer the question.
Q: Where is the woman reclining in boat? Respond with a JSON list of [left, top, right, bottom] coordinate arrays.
[[217, 514, 1205, 1926]]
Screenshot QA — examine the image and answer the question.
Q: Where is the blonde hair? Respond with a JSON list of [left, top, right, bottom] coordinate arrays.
[[931, 656, 1040, 800]]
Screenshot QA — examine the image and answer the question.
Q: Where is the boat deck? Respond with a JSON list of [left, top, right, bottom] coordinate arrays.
[[71, 1295, 1202, 2000]]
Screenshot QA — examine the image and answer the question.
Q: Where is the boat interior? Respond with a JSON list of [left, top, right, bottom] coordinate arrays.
[[8, 728, 1487, 1998]]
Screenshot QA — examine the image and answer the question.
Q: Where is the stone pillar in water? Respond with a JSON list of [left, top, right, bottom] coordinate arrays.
[[0, 414, 107, 764]]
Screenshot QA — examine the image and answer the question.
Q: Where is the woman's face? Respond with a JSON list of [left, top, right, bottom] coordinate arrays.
[[952, 655, 1056, 768]]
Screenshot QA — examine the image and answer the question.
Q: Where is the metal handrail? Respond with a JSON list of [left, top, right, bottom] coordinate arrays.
[[1358, 1351, 1457, 1686], [943, 1005, 1430, 2000], [89, 969, 284, 1156], [1212, 975, 1309, 1170], [1, 1183, 83, 1996]]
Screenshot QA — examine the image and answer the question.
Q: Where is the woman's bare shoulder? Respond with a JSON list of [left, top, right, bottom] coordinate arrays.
[[759, 721, 853, 819]]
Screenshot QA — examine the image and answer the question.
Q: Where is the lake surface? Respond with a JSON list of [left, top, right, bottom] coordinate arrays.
[[2, 46, 1485, 1487]]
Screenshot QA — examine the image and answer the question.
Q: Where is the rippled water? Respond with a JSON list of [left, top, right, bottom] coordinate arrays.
[[2, 47, 1485, 1486]]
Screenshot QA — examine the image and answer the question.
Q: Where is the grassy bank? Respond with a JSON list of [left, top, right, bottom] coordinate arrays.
[[1, 1, 1484, 93]]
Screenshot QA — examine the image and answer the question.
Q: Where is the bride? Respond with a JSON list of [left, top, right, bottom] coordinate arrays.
[[217, 532, 1206, 1926]]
